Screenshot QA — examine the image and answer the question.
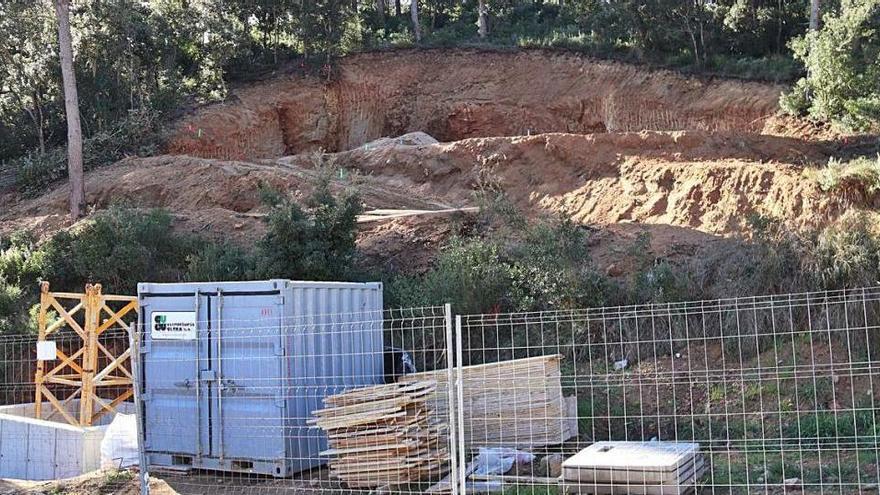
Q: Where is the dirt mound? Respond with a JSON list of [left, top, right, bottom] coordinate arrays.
[[0, 153, 458, 244], [1, 130, 839, 280], [0, 50, 848, 281], [283, 130, 835, 234], [165, 49, 785, 160]]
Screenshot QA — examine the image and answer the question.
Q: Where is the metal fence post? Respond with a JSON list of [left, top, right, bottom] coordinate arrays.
[[444, 303, 460, 495], [128, 322, 150, 495], [455, 315, 467, 495]]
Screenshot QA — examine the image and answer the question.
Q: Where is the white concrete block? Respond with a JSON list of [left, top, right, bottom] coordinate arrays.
[[26, 424, 55, 480], [0, 418, 29, 479], [0, 401, 133, 481]]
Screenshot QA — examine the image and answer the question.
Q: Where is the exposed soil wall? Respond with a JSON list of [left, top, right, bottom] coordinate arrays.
[[4, 131, 834, 242], [166, 49, 784, 160]]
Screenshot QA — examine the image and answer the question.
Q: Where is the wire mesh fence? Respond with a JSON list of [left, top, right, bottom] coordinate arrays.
[[133, 305, 454, 495], [456, 286, 880, 494], [0, 329, 135, 483], [2, 287, 880, 494]]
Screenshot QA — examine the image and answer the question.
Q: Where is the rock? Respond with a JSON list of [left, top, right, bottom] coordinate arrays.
[[360, 132, 439, 150], [613, 359, 628, 371], [783, 478, 800, 487]]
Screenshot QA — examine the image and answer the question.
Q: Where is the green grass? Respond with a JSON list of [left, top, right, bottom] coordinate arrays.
[[812, 156, 880, 197]]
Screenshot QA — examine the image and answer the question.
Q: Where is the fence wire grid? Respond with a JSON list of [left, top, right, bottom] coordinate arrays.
[[2, 287, 880, 494]]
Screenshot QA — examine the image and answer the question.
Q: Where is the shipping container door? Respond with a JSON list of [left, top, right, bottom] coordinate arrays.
[[141, 294, 211, 457], [211, 291, 286, 462]]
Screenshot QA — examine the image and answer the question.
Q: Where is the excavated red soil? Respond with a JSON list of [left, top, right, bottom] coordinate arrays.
[[0, 49, 853, 279], [165, 49, 785, 160], [293, 131, 837, 234], [0, 130, 840, 279]]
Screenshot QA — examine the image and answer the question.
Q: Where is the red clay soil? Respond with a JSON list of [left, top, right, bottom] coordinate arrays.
[[165, 49, 785, 160], [0, 49, 855, 280], [1, 131, 836, 239]]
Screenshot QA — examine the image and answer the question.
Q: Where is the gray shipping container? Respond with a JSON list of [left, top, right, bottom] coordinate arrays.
[[136, 279, 384, 477]]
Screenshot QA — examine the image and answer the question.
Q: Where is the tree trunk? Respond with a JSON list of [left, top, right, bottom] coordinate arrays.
[[54, 0, 85, 220], [376, 0, 386, 21], [395, 0, 401, 16], [776, 0, 784, 53], [810, 0, 820, 31], [477, 0, 488, 38], [410, 0, 421, 42], [36, 101, 46, 155]]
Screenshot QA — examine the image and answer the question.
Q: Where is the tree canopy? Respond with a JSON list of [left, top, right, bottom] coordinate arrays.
[[0, 0, 877, 169]]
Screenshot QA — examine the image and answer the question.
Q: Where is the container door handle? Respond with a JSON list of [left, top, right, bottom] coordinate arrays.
[[174, 379, 192, 389]]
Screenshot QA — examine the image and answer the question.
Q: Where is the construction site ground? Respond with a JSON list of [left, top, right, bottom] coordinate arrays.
[[0, 48, 877, 494]]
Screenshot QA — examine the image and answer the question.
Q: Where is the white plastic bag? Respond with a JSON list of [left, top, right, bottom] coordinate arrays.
[[472, 447, 535, 476], [100, 413, 139, 469]]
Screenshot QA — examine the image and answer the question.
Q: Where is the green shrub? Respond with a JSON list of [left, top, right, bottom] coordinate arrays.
[[0, 278, 26, 334], [13, 109, 161, 196], [812, 156, 880, 204], [704, 54, 801, 83], [387, 214, 617, 313], [0, 231, 45, 333], [736, 212, 880, 292], [253, 171, 362, 281], [783, 0, 880, 130], [185, 242, 253, 282], [810, 213, 880, 288], [388, 238, 513, 313], [42, 207, 196, 294]]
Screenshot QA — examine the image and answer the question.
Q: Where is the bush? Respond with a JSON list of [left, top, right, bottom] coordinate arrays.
[[809, 213, 880, 289], [42, 207, 197, 294], [0, 231, 45, 334], [387, 214, 617, 313], [782, 0, 880, 130], [13, 109, 161, 196], [811, 156, 880, 206], [733, 212, 880, 293], [185, 242, 253, 282], [254, 171, 363, 281], [388, 238, 513, 313]]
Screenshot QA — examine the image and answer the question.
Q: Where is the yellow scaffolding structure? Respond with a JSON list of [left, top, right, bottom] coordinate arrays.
[[34, 282, 138, 426]]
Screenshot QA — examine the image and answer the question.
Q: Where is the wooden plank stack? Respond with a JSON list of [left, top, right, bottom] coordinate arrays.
[[311, 380, 449, 488], [401, 354, 575, 449]]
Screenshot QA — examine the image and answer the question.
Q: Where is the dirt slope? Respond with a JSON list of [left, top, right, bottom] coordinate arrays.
[[1, 48, 851, 281], [0, 131, 835, 250], [165, 49, 785, 160], [290, 131, 835, 234]]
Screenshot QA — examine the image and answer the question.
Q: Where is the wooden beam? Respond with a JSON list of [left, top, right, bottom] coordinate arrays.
[[41, 387, 78, 426], [96, 300, 136, 335], [49, 297, 86, 339], [35, 283, 137, 425], [91, 389, 134, 423], [94, 348, 132, 383], [45, 347, 85, 378]]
